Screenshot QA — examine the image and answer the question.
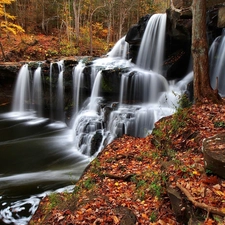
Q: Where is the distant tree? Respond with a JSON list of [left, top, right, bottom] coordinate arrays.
[[105, 0, 115, 45], [0, 0, 24, 61], [73, 0, 82, 41], [87, 0, 106, 55]]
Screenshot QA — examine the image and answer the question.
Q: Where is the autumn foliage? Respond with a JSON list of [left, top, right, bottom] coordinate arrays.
[[30, 99, 225, 225]]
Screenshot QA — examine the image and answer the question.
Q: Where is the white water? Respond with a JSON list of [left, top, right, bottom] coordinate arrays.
[[73, 61, 85, 114], [107, 36, 129, 59], [32, 66, 42, 116], [49, 62, 53, 120], [88, 71, 102, 111], [12, 64, 31, 113], [136, 13, 167, 73], [209, 30, 225, 96], [56, 61, 64, 121]]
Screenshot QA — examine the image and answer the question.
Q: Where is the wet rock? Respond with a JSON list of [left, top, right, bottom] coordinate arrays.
[[90, 131, 103, 156], [101, 68, 123, 100]]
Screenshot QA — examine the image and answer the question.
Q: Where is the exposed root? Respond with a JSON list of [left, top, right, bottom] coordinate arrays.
[[176, 182, 225, 217]]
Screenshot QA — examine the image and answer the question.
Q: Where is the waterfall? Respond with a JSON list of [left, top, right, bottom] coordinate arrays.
[[136, 13, 167, 73], [9, 13, 173, 155], [4, 12, 222, 225], [32, 66, 43, 116], [49, 62, 53, 120], [70, 13, 172, 151], [73, 61, 85, 115], [107, 36, 129, 59], [88, 71, 102, 111], [56, 61, 64, 121], [119, 71, 130, 104], [209, 30, 225, 96], [12, 64, 31, 113]]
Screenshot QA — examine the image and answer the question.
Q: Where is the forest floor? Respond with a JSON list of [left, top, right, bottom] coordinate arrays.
[[0, 33, 62, 62], [0, 33, 106, 62], [29, 99, 225, 225]]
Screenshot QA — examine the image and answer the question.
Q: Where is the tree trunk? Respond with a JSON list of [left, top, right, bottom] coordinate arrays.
[[89, 3, 106, 55], [191, 0, 220, 104], [73, 0, 81, 41], [106, 0, 115, 45]]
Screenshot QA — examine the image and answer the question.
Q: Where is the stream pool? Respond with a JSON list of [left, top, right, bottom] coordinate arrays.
[[0, 106, 90, 224]]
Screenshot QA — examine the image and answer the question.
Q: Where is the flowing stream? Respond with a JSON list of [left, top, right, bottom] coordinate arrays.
[[0, 14, 223, 224]]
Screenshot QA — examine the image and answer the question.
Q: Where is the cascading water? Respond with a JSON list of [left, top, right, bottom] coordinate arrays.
[[88, 71, 102, 111], [107, 36, 129, 59], [136, 13, 167, 73], [49, 62, 53, 119], [209, 29, 225, 96], [56, 60, 65, 121], [12, 64, 31, 113], [32, 66, 43, 116], [73, 61, 85, 114], [0, 13, 196, 225]]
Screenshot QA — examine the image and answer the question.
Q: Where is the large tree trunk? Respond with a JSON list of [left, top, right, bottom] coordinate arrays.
[[191, 0, 220, 104]]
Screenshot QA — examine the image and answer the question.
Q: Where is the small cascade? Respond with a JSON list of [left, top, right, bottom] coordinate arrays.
[[209, 30, 225, 96], [49, 62, 53, 120], [70, 13, 171, 154], [119, 69, 168, 104], [119, 71, 130, 104], [73, 61, 85, 114], [71, 69, 105, 156], [56, 61, 65, 121], [32, 66, 43, 116], [136, 13, 167, 73], [107, 36, 129, 59], [88, 71, 102, 111], [12, 64, 31, 113]]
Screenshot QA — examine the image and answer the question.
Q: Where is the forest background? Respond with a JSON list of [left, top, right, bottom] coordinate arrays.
[[0, 0, 170, 61]]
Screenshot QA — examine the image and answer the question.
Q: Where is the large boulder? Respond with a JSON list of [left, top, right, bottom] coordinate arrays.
[[202, 132, 225, 179]]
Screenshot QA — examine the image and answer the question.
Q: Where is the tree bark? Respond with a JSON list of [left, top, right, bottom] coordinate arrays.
[[191, 0, 220, 104], [73, 0, 81, 41]]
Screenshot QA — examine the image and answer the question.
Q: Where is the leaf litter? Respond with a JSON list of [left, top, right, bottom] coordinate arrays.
[[30, 101, 225, 224]]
